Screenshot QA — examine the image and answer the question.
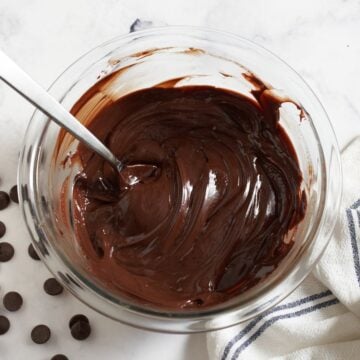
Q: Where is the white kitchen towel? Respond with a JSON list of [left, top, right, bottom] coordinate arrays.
[[207, 137, 360, 360]]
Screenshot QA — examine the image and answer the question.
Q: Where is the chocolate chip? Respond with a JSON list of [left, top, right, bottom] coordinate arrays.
[[44, 278, 63, 296], [9, 185, 19, 203], [31, 324, 51, 344], [28, 243, 40, 260], [0, 242, 14, 262], [0, 221, 6, 238], [70, 320, 91, 340], [0, 316, 10, 335], [3, 291, 23, 311], [0, 191, 10, 210], [51, 355, 68, 360], [69, 314, 89, 329]]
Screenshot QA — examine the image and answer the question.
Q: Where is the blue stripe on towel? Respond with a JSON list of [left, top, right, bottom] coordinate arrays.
[[230, 298, 339, 359], [221, 290, 333, 360], [347, 200, 360, 287], [350, 199, 360, 210]]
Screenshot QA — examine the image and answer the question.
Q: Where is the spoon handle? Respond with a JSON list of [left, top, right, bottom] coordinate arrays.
[[0, 50, 122, 171]]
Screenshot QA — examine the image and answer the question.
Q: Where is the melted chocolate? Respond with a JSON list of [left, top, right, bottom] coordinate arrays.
[[72, 85, 306, 310]]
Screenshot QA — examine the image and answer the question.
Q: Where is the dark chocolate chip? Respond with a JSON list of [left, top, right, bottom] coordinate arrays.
[[3, 291, 23, 312], [0, 191, 10, 210], [51, 355, 68, 360], [9, 185, 19, 204], [28, 243, 40, 260], [31, 324, 51, 344], [44, 278, 63, 296], [70, 320, 91, 340], [0, 315, 10, 335], [0, 242, 14, 262], [0, 221, 6, 238], [69, 314, 89, 329]]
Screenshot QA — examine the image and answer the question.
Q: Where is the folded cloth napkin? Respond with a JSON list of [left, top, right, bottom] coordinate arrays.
[[207, 137, 360, 360]]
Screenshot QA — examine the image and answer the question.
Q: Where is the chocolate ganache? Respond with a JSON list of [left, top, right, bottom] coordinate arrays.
[[71, 81, 306, 310]]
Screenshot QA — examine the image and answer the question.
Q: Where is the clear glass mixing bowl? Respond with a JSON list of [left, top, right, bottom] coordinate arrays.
[[18, 26, 342, 333]]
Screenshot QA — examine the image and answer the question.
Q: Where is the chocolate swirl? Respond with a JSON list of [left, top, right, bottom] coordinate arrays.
[[72, 85, 306, 309]]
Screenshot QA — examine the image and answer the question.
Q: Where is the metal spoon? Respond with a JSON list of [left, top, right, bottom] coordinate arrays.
[[0, 50, 123, 172]]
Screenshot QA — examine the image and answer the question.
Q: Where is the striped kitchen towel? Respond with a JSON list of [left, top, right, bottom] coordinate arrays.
[[207, 137, 360, 360]]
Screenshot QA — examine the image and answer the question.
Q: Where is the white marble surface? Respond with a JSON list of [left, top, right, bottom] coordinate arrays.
[[0, 0, 359, 359]]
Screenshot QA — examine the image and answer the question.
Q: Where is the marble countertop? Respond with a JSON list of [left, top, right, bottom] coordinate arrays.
[[0, 0, 359, 359]]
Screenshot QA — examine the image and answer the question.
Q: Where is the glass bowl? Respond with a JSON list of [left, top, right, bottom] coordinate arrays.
[[18, 26, 342, 333]]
